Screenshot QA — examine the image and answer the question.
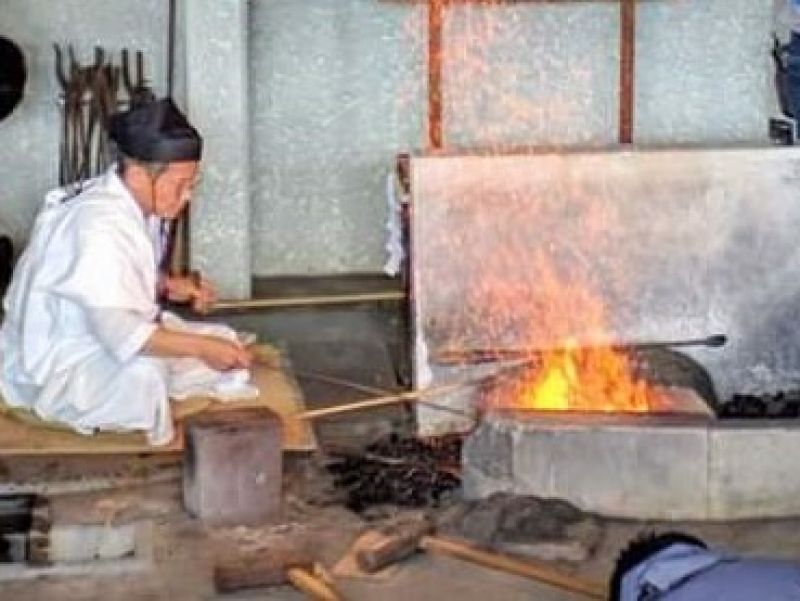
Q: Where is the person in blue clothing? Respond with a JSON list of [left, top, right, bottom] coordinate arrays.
[[610, 531, 800, 601]]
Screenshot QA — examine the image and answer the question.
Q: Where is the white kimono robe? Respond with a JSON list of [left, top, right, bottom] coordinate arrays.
[[0, 168, 254, 445]]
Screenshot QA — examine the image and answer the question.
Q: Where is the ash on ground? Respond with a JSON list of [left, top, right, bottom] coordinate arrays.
[[436, 492, 602, 562]]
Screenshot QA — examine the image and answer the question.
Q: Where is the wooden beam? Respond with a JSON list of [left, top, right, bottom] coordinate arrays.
[[428, 0, 445, 150], [619, 0, 635, 143], [211, 290, 405, 312]]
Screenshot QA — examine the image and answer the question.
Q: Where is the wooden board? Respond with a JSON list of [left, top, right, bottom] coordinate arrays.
[[0, 345, 316, 455]]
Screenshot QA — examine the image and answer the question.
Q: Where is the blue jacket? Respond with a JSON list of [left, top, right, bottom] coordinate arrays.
[[621, 543, 800, 601]]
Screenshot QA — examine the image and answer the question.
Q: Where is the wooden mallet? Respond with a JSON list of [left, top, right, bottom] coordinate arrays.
[[214, 548, 343, 601]]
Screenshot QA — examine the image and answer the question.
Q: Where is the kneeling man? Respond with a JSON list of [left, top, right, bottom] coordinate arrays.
[[0, 98, 253, 445]]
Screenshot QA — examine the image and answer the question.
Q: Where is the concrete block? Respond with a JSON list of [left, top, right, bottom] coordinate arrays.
[[464, 412, 712, 520], [0, 522, 153, 581], [512, 416, 709, 520], [461, 464, 515, 501], [183, 408, 282, 526], [462, 420, 514, 481], [708, 423, 800, 520]]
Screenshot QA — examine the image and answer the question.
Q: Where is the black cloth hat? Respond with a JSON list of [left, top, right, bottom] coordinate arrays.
[[107, 98, 202, 162]]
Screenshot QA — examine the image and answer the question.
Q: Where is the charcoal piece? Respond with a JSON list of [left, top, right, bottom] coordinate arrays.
[[720, 395, 767, 418], [717, 388, 800, 419], [326, 434, 462, 512], [766, 398, 789, 418]]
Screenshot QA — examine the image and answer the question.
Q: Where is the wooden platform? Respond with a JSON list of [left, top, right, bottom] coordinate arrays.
[[0, 346, 316, 455]]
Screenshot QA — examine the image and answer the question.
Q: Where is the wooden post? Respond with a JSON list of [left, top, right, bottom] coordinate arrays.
[[428, 0, 445, 150], [619, 0, 636, 143]]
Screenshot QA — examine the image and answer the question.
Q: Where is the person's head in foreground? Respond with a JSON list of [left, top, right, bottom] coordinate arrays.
[[610, 530, 800, 601], [610, 531, 707, 601]]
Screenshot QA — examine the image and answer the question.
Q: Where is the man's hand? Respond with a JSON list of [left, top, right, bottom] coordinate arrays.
[[143, 328, 253, 372], [197, 336, 253, 371], [162, 272, 217, 314]]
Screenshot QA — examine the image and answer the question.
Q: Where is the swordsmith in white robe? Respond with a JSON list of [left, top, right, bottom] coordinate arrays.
[[0, 168, 256, 445]]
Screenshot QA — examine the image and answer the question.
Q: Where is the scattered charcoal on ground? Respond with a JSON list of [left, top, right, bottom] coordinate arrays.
[[325, 433, 462, 512]]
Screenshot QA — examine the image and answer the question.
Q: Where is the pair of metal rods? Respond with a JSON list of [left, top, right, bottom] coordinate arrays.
[[269, 334, 728, 421]]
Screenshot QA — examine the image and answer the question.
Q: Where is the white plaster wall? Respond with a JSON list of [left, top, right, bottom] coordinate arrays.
[[443, 2, 620, 148], [0, 1, 780, 277], [636, 0, 774, 144], [249, 0, 427, 276], [0, 0, 168, 248], [185, 0, 251, 299], [249, 0, 776, 276]]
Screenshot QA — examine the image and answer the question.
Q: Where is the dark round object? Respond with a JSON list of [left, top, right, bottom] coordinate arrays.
[[0, 37, 26, 121], [628, 347, 720, 410]]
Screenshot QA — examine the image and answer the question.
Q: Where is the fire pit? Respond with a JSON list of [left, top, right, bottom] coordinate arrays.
[[464, 406, 800, 520], [409, 147, 800, 520]]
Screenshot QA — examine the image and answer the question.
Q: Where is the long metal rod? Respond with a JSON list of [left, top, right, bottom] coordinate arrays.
[[434, 334, 728, 365], [251, 347, 475, 419]]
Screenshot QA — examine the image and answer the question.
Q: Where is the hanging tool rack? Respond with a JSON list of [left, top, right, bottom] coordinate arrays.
[[54, 44, 155, 187]]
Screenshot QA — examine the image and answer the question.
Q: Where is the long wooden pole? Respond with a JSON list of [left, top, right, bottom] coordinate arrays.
[[211, 291, 405, 312], [297, 383, 465, 420], [619, 0, 636, 143], [421, 536, 606, 599], [428, 0, 445, 150]]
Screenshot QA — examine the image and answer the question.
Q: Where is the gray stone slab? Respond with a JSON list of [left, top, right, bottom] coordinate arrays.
[[708, 423, 800, 520], [183, 408, 282, 526], [465, 410, 800, 520]]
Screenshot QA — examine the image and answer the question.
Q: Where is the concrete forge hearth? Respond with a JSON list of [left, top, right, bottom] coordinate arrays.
[[463, 391, 800, 520]]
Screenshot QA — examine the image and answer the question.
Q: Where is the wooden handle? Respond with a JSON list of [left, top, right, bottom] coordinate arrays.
[[420, 536, 606, 600], [286, 567, 344, 601], [211, 291, 405, 312], [297, 383, 465, 420]]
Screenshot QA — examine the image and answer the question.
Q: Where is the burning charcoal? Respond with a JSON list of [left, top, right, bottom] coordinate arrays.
[[784, 402, 800, 418], [720, 395, 767, 418], [766, 398, 789, 418], [719, 390, 800, 419]]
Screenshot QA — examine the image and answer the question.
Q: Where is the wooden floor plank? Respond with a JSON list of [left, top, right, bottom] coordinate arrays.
[[0, 345, 316, 455]]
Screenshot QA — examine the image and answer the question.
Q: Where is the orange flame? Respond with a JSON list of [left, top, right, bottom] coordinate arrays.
[[405, 3, 658, 412], [517, 341, 651, 412]]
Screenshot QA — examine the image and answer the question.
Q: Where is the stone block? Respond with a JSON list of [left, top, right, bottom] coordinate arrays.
[[708, 423, 800, 520], [183, 408, 282, 526], [462, 419, 514, 480], [465, 412, 712, 520]]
